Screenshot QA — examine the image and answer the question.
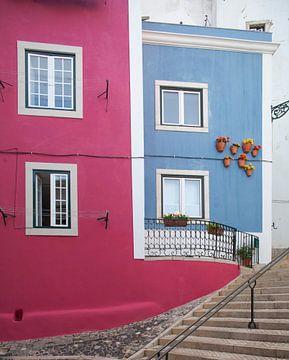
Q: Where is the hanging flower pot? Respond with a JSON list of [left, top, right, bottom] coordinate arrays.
[[223, 156, 232, 168], [163, 213, 188, 227], [216, 136, 230, 153], [207, 223, 224, 236], [244, 163, 255, 177], [242, 138, 254, 153], [251, 145, 261, 157], [230, 143, 240, 155], [238, 154, 247, 168]]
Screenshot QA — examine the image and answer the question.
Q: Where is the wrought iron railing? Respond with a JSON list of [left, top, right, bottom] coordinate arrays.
[[146, 247, 289, 360], [144, 219, 259, 267]]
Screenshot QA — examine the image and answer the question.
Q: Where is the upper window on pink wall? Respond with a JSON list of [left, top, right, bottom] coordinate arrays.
[[18, 41, 83, 119]]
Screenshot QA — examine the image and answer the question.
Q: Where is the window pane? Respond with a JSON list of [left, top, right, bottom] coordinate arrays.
[[185, 179, 201, 217], [30, 82, 39, 93], [55, 175, 61, 187], [55, 58, 63, 70], [163, 178, 180, 215], [55, 84, 62, 95], [64, 71, 72, 84], [64, 58, 72, 71], [39, 95, 48, 107], [30, 94, 39, 106], [40, 83, 48, 94], [64, 84, 72, 96], [184, 92, 200, 126], [61, 188, 66, 200], [55, 96, 63, 108], [30, 69, 38, 81], [40, 70, 48, 82], [56, 214, 61, 225], [162, 91, 179, 124], [40, 57, 48, 69], [54, 71, 62, 83], [64, 97, 72, 109], [61, 213, 67, 225], [30, 55, 39, 68]]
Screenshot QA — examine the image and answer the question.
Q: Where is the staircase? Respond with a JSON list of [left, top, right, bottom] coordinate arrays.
[[138, 251, 289, 359]]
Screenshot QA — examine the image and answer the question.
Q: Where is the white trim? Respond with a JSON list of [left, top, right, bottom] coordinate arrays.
[[18, 41, 83, 118], [143, 30, 279, 55], [25, 162, 78, 236], [156, 169, 209, 220], [258, 53, 273, 264], [129, 0, 145, 259], [155, 80, 208, 132]]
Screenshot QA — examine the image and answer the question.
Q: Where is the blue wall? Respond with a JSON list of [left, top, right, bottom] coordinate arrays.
[[143, 26, 264, 232]]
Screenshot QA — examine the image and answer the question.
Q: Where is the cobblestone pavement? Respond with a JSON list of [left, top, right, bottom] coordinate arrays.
[[0, 294, 209, 359]]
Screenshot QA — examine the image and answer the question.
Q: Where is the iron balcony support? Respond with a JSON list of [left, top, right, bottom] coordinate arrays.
[[248, 280, 257, 329]]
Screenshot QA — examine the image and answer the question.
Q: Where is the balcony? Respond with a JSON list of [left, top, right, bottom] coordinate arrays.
[[145, 219, 259, 267]]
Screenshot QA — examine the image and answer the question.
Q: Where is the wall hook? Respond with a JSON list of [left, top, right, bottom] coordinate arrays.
[[97, 210, 109, 229], [97, 80, 109, 112], [0, 207, 15, 226], [0, 80, 13, 102]]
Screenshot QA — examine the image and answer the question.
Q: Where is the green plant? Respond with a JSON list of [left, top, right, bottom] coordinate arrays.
[[244, 163, 255, 171], [207, 223, 221, 230], [163, 212, 188, 220], [242, 138, 254, 145], [216, 136, 230, 143], [237, 245, 253, 259]]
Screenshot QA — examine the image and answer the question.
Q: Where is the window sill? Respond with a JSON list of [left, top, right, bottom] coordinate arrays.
[[156, 124, 208, 132]]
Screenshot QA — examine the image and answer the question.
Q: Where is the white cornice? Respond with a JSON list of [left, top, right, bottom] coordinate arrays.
[[142, 30, 279, 55]]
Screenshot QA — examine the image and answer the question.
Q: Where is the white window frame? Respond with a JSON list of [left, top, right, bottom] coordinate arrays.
[[246, 20, 272, 33], [18, 41, 83, 118], [155, 80, 208, 132], [156, 169, 209, 219], [25, 162, 78, 236]]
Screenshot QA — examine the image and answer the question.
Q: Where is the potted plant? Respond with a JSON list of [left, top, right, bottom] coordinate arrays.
[[216, 136, 230, 153], [207, 223, 224, 236], [230, 143, 240, 155], [223, 155, 233, 168], [244, 163, 255, 177], [163, 213, 188, 227], [238, 153, 247, 168], [252, 145, 261, 157], [237, 245, 253, 267], [242, 138, 254, 153]]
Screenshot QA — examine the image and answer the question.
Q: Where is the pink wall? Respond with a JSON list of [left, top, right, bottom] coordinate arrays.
[[0, 0, 239, 341]]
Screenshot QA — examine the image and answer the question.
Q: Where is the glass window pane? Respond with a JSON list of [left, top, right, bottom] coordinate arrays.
[[30, 55, 39, 68], [185, 179, 201, 217], [56, 188, 60, 200], [40, 83, 48, 94], [62, 213, 67, 225], [64, 59, 72, 71], [30, 82, 39, 93], [64, 71, 71, 84], [162, 91, 179, 124], [40, 70, 48, 82], [61, 189, 66, 200], [61, 203, 66, 212], [163, 178, 180, 215], [55, 58, 63, 70], [56, 214, 61, 225], [55, 96, 63, 108], [39, 95, 48, 107], [56, 201, 61, 211], [55, 176, 61, 187], [64, 97, 72, 109], [40, 57, 48, 69], [64, 84, 72, 96], [30, 69, 38, 81], [55, 84, 62, 95], [61, 176, 67, 187], [54, 71, 62, 83], [30, 94, 39, 106], [184, 92, 200, 126]]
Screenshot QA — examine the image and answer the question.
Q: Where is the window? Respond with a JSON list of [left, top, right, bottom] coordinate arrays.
[[246, 20, 272, 33], [26, 162, 78, 236], [155, 80, 208, 132], [18, 41, 83, 118], [156, 169, 209, 219]]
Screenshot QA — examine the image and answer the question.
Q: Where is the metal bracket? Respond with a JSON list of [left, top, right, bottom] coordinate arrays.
[[0, 207, 15, 226], [97, 210, 109, 229], [0, 80, 13, 102], [97, 80, 109, 112], [271, 100, 289, 121]]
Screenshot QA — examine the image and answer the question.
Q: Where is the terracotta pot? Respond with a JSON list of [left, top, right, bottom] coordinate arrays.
[[208, 227, 224, 236], [164, 218, 187, 227], [216, 141, 226, 152], [242, 143, 252, 153], [251, 149, 259, 157], [238, 159, 246, 168], [223, 158, 232, 168], [241, 258, 252, 267], [246, 169, 253, 177], [230, 145, 239, 155]]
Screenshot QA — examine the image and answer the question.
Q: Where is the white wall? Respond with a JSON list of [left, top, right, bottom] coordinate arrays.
[[215, 0, 289, 249], [141, 0, 214, 26]]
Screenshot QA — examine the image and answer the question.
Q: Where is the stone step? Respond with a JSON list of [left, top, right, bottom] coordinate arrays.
[[219, 285, 289, 295], [171, 325, 289, 343], [158, 335, 289, 358], [203, 300, 289, 310], [193, 308, 289, 319], [183, 317, 289, 330], [145, 346, 282, 360], [227, 279, 289, 289], [212, 293, 289, 302]]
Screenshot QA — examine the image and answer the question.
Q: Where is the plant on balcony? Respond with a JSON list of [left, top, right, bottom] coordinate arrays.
[[207, 222, 224, 236], [163, 213, 188, 227], [244, 163, 255, 177], [237, 245, 253, 267], [223, 155, 233, 168], [242, 138, 254, 153], [216, 136, 230, 153], [238, 153, 247, 168], [252, 145, 261, 157], [230, 143, 240, 155]]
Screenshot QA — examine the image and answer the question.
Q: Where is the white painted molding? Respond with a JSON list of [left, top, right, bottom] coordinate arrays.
[[143, 30, 279, 55], [129, 0, 145, 259]]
